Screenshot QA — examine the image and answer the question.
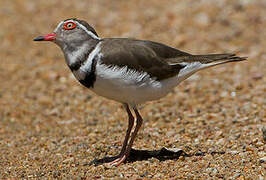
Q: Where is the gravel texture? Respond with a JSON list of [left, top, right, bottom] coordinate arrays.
[[0, 0, 265, 179]]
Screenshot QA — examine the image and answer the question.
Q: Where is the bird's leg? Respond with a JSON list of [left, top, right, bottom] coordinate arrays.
[[113, 107, 143, 166], [118, 104, 135, 156], [109, 104, 134, 165]]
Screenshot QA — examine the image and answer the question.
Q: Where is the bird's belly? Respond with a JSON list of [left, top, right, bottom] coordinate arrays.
[[92, 63, 179, 106]]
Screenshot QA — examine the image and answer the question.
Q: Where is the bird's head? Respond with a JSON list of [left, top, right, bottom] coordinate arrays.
[[34, 18, 100, 49]]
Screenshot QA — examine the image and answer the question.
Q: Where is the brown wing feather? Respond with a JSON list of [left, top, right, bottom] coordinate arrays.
[[169, 54, 247, 64], [100, 38, 247, 80], [100, 38, 184, 80], [138, 40, 191, 58], [130, 40, 247, 65]]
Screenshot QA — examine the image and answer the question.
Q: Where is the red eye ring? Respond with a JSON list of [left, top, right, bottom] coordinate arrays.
[[64, 22, 77, 30]]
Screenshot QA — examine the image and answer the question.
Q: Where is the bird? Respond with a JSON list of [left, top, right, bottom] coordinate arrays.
[[34, 18, 247, 166]]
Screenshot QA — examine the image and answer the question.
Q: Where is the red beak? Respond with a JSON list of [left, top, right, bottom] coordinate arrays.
[[34, 33, 56, 41]]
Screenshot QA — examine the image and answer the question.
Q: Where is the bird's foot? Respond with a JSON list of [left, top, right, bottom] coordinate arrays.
[[108, 154, 127, 167]]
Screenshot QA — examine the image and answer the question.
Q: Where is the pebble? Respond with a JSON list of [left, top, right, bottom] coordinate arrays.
[[229, 150, 239, 155], [59, 77, 67, 83], [259, 157, 266, 163], [215, 130, 223, 137], [163, 147, 179, 152], [232, 173, 241, 178], [216, 138, 225, 145], [258, 152, 265, 157], [82, 159, 90, 166], [259, 175, 264, 180], [231, 91, 236, 97], [255, 142, 264, 148], [46, 108, 60, 116], [205, 167, 218, 174], [262, 127, 266, 141], [195, 12, 210, 26], [38, 95, 51, 105], [246, 146, 254, 152], [63, 157, 74, 163]]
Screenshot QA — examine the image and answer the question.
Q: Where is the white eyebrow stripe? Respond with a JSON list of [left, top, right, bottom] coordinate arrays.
[[54, 20, 100, 40], [74, 21, 101, 40], [54, 21, 64, 32]]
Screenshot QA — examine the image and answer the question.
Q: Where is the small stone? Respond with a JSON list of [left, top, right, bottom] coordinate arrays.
[[215, 130, 223, 137], [59, 77, 67, 83], [195, 12, 209, 26], [252, 138, 259, 144], [53, 171, 61, 178], [221, 91, 228, 97], [47, 108, 60, 116], [255, 142, 264, 148], [251, 73, 263, 80], [246, 146, 254, 152], [259, 175, 264, 180], [216, 138, 225, 145], [38, 95, 51, 105], [82, 159, 90, 166], [262, 127, 266, 142], [164, 147, 184, 153], [48, 72, 59, 80], [229, 150, 239, 155], [258, 151, 265, 157], [154, 173, 163, 178], [166, 130, 176, 137], [238, 175, 245, 180], [179, 156, 185, 161], [259, 157, 266, 163], [232, 173, 241, 178], [205, 167, 218, 174], [63, 157, 74, 163]]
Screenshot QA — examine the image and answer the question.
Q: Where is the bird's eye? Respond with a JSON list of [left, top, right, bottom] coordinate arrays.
[[64, 22, 77, 30]]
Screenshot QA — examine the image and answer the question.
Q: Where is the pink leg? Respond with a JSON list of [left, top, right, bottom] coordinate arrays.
[[109, 104, 134, 165], [119, 104, 134, 155], [112, 107, 143, 166]]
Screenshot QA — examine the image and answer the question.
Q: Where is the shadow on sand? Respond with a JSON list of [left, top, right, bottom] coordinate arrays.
[[89, 147, 225, 166]]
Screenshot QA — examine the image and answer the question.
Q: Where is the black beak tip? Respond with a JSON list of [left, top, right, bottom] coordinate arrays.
[[33, 36, 44, 41]]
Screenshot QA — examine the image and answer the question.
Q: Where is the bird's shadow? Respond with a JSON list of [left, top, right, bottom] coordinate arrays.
[[89, 147, 225, 166]]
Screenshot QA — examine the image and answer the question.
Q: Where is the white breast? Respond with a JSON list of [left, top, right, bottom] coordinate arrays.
[[92, 63, 180, 106]]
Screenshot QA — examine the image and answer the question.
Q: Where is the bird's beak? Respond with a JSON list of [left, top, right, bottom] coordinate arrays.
[[34, 33, 56, 41]]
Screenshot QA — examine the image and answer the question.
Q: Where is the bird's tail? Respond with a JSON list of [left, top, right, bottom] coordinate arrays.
[[176, 53, 247, 82], [178, 53, 247, 66]]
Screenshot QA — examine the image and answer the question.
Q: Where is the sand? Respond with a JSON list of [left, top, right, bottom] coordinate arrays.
[[0, 0, 265, 179]]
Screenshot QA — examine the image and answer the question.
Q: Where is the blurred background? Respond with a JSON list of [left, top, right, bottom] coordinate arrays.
[[0, 0, 265, 178]]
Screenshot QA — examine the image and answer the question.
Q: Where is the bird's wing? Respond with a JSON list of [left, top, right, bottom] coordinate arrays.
[[137, 40, 191, 59], [99, 39, 185, 80], [100, 38, 247, 81], [140, 40, 246, 65]]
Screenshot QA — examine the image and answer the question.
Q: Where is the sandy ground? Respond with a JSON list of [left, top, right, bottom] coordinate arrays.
[[0, 0, 265, 179]]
